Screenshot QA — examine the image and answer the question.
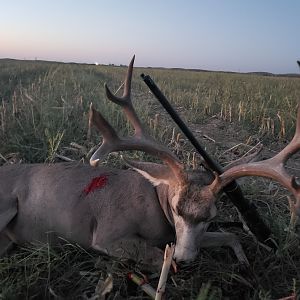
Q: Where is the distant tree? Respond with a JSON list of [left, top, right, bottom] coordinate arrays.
[[297, 60, 300, 69]]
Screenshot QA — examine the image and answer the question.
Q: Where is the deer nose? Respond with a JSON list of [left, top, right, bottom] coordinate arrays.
[[173, 246, 197, 263]]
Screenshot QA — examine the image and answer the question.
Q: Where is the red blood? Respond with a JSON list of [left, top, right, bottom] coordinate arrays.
[[83, 175, 108, 195]]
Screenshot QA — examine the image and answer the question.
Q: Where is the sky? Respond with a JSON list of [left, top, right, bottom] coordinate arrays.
[[1, 1, 300, 74]]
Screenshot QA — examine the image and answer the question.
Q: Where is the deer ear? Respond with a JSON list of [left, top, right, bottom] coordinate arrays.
[[122, 157, 176, 186]]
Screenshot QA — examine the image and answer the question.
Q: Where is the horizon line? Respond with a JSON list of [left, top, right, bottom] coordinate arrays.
[[1, 56, 300, 77]]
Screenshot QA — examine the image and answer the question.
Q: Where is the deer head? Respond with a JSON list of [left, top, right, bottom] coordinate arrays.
[[89, 56, 300, 262]]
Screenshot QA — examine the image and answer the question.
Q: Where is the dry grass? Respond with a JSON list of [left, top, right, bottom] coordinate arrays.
[[0, 59, 299, 299]]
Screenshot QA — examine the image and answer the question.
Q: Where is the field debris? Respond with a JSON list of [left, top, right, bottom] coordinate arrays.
[[94, 274, 113, 300], [127, 244, 176, 299], [155, 243, 176, 300], [127, 272, 156, 299]]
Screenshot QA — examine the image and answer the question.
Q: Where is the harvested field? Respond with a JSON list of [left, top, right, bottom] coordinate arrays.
[[0, 59, 299, 299]]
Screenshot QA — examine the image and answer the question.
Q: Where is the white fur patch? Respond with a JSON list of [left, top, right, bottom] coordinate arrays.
[[173, 216, 197, 261], [131, 167, 170, 186], [171, 189, 181, 207]]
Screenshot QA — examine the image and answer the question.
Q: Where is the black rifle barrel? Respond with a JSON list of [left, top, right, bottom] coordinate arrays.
[[141, 73, 274, 247]]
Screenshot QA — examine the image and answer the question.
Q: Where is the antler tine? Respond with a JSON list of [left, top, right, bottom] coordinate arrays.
[[89, 103, 118, 142], [89, 104, 120, 166], [105, 55, 135, 104], [271, 104, 300, 164], [209, 103, 300, 217], [105, 55, 144, 137], [292, 103, 300, 143]]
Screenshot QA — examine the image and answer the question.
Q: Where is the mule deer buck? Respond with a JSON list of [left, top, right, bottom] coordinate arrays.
[[1, 56, 299, 268]]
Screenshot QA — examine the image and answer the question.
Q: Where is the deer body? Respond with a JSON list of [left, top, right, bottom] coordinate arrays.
[[1, 162, 247, 266], [1, 163, 174, 253]]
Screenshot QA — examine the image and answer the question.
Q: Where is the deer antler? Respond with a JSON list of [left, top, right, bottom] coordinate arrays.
[[210, 105, 300, 215], [89, 56, 186, 184]]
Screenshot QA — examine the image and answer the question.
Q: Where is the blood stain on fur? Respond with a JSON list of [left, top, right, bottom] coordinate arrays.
[[83, 175, 108, 195]]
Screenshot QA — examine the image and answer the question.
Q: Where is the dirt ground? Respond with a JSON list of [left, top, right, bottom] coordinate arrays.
[[142, 91, 299, 167]]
